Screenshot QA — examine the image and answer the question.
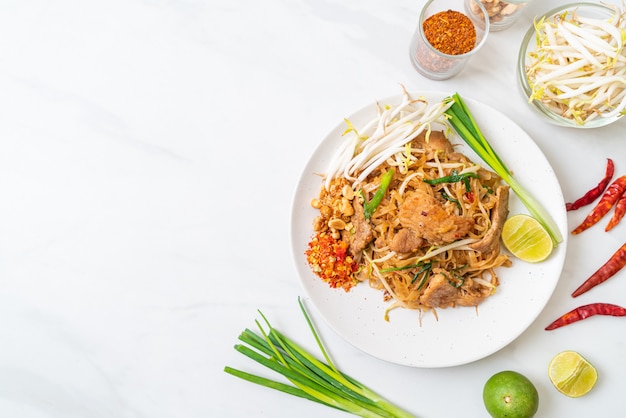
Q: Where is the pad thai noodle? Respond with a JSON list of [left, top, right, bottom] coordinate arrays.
[[305, 90, 511, 319]]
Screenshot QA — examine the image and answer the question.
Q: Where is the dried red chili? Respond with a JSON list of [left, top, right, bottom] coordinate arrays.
[[566, 158, 614, 211], [572, 242, 626, 297], [423, 10, 476, 55], [571, 175, 626, 234], [545, 303, 626, 330], [605, 191, 626, 231]]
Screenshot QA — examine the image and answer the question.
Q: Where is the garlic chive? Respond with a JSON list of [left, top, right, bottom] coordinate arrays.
[[225, 297, 415, 418]]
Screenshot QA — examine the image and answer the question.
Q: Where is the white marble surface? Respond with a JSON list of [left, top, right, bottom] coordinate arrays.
[[1, 1, 625, 417]]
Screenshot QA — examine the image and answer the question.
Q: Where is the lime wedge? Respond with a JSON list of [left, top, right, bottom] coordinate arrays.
[[548, 351, 598, 398], [501, 214, 553, 263]]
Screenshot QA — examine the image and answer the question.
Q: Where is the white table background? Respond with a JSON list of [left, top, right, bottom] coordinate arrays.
[[1, 1, 624, 417]]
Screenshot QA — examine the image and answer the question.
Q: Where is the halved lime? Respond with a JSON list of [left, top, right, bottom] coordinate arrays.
[[501, 214, 553, 263], [548, 351, 598, 398]]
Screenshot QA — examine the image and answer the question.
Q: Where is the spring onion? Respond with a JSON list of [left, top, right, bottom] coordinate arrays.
[[440, 190, 461, 209], [444, 93, 562, 245], [414, 262, 433, 288], [422, 170, 479, 186], [380, 261, 429, 274], [525, 4, 626, 125], [363, 168, 395, 219], [224, 298, 415, 418]]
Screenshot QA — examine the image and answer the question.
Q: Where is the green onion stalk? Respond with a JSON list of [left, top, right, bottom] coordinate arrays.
[[364, 168, 395, 220], [224, 298, 416, 418], [444, 93, 563, 245]]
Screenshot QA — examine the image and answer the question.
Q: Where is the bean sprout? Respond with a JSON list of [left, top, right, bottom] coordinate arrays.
[[525, 3, 626, 125], [324, 87, 453, 190]]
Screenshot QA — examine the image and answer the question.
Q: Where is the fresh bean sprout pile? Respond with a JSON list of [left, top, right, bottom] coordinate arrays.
[[525, 4, 626, 125], [324, 87, 453, 191]]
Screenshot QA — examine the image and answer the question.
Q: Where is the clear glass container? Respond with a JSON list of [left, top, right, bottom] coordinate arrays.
[[409, 0, 490, 80], [517, 2, 624, 128], [467, 0, 534, 32]]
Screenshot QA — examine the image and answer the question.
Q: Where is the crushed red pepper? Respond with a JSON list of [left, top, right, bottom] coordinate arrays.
[[423, 10, 476, 55], [305, 232, 358, 292]]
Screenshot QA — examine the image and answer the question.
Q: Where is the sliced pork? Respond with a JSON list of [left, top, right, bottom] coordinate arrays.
[[398, 190, 473, 246], [348, 198, 374, 256], [470, 186, 510, 254]]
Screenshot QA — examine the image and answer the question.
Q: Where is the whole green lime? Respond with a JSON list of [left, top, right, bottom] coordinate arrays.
[[483, 370, 539, 418]]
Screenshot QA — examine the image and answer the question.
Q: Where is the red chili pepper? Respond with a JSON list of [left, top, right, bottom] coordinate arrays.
[[545, 303, 626, 330], [566, 158, 614, 211], [605, 191, 626, 231], [572, 242, 626, 297], [571, 175, 626, 234]]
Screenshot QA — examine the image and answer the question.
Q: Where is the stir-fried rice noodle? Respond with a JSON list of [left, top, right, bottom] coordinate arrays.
[[306, 94, 512, 320]]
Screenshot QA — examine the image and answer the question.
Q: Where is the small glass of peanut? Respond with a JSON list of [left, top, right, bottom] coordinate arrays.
[[466, 0, 534, 31]]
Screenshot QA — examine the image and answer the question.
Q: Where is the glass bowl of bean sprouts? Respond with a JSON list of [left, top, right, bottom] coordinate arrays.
[[517, 2, 626, 128]]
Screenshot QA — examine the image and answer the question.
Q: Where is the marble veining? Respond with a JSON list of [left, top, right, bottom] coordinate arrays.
[[0, 0, 624, 417]]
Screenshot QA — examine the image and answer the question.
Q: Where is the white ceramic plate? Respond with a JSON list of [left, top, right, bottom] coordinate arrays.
[[290, 91, 568, 368]]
